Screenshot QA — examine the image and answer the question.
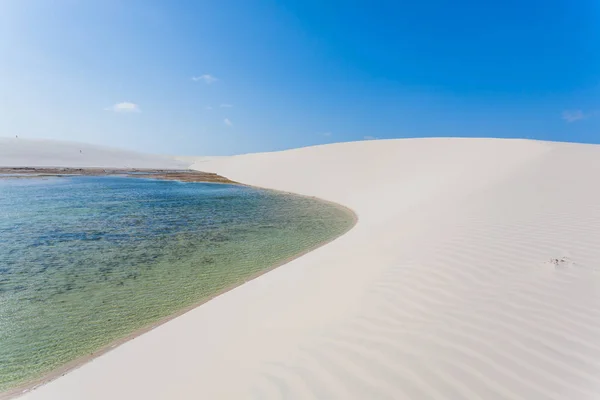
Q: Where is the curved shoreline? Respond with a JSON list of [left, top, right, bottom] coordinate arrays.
[[1, 183, 357, 400]]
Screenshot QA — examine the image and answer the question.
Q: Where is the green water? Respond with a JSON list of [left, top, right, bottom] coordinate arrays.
[[0, 176, 354, 391]]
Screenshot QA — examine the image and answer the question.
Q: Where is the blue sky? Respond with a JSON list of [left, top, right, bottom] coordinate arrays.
[[1, 0, 598, 155]]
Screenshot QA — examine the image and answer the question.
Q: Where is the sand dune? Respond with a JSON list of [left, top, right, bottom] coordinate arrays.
[[0, 138, 187, 169], [13, 138, 600, 399]]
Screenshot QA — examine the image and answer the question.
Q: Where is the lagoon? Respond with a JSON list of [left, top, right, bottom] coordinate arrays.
[[0, 176, 354, 392]]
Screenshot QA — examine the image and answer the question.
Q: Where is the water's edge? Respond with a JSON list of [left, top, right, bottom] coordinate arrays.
[[2, 178, 358, 400]]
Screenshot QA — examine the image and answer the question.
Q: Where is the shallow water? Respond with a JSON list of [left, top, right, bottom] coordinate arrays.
[[0, 176, 354, 391]]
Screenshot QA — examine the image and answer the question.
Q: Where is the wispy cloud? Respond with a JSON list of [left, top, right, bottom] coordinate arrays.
[[205, 106, 213, 110], [562, 110, 587, 122], [224, 118, 233, 127], [192, 74, 218, 84], [322, 132, 332, 137], [364, 135, 379, 140], [220, 104, 233, 108], [105, 102, 140, 113]]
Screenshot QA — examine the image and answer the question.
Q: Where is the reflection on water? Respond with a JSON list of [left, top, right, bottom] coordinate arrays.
[[0, 176, 354, 391]]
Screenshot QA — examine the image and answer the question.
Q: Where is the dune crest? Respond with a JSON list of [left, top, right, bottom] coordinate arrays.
[[15, 138, 600, 399], [0, 138, 187, 169]]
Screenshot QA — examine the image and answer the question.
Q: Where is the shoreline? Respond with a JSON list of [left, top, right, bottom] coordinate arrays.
[[0, 167, 237, 184], [1, 179, 358, 400]]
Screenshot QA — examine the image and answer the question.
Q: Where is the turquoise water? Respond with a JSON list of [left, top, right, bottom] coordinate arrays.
[[0, 176, 354, 391]]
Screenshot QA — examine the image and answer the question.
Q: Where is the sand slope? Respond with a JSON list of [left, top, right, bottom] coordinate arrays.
[[0, 138, 187, 169], [15, 138, 600, 399]]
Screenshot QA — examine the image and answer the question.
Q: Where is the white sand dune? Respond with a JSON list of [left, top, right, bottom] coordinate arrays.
[[0, 138, 187, 169], [12, 138, 600, 399]]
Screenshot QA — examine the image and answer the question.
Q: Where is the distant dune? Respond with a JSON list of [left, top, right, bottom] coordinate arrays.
[[12, 138, 600, 399], [0, 138, 188, 169]]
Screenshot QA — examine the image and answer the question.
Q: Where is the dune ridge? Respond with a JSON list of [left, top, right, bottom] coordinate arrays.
[[0, 138, 187, 169], [13, 138, 600, 399]]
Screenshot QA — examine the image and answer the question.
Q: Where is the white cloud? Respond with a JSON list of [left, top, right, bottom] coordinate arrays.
[[220, 104, 233, 108], [105, 102, 140, 113], [224, 118, 233, 127], [562, 110, 586, 122], [205, 106, 213, 110], [322, 132, 332, 137], [364, 136, 379, 140], [192, 74, 218, 84]]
